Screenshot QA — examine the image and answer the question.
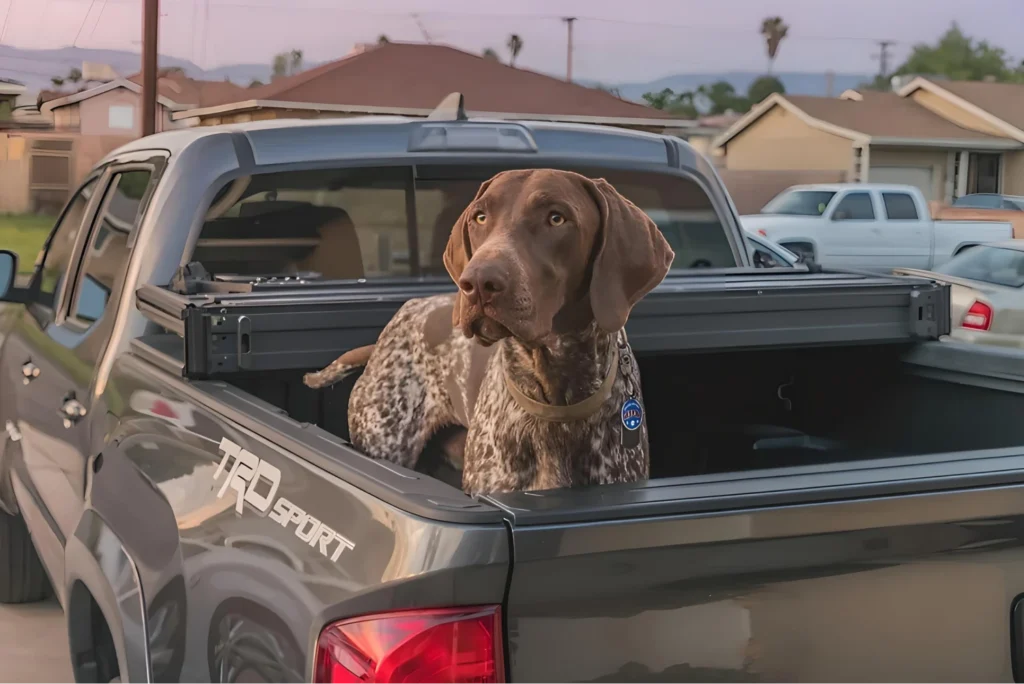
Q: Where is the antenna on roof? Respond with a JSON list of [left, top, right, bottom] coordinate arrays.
[[428, 92, 468, 121]]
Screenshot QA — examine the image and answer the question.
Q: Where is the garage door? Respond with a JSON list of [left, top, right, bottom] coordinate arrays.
[[870, 166, 935, 200]]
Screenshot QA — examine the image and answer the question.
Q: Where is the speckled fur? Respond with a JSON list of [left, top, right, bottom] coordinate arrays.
[[303, 293, 649, 496], [305, 168, 672, 496]]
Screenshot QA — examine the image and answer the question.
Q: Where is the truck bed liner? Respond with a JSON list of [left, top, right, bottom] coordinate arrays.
[[135, 269, 951, 379]]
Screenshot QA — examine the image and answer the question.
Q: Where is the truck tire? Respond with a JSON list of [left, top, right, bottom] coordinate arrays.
[[0, 509, 52, 604]]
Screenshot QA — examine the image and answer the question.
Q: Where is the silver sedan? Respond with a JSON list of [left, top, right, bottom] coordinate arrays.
[[894, 241, 1024, 348]]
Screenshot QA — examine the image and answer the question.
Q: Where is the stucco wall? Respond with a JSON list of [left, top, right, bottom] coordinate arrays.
[[59, 88, 178, 136], [1003, 150, 1024, 195], [868, 147, 949, 201], [724, 106, 853, 172]]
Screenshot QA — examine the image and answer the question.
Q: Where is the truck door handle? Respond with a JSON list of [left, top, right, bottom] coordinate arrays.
[[59, 398, 87, 428], [21, 362, 40, 385]]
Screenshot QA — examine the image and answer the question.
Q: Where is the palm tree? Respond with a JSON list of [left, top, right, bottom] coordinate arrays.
[[289, 49, 304, 74], [760, 17, 789, 75], [506, 34, 524, 67]]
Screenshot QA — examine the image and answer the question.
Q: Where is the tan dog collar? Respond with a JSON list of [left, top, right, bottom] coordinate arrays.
[[503, 344, 619, 422]]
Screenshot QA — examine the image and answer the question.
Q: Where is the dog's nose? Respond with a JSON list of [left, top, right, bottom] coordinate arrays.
[[459, 263, 507, 305]]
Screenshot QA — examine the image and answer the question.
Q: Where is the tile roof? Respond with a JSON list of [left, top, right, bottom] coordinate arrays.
[[932, 80, 1024, 131], [201, 42, 672, 121], [785, 91, 1005, 140]]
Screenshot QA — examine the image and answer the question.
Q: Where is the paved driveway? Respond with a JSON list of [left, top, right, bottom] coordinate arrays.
[[0, 598, 73, 682]]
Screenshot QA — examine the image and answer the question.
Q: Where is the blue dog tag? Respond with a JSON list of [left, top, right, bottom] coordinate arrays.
[[620, 397, 643, 449]]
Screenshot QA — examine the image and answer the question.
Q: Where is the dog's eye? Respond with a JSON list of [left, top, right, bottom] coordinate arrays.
[[548, 212, 566, 226], [473, 212, 487, 225]]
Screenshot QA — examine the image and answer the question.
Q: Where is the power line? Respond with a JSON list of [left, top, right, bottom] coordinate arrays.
[[0, 0, 15, 45], [87, 0, 109, 43], [191, 2, 910, 44], [72, 0, 98, 47]]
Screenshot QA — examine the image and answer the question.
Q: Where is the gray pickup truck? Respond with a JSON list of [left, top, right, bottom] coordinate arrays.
[[3, 102, 1024, 683]]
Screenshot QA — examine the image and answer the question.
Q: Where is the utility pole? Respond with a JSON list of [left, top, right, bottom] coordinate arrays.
[[141, 0, 159, 137], [873, 39, 894, 80], [563, 17, 576, 82]]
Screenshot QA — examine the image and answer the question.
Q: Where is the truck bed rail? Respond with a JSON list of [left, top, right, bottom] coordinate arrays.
[[135, 269, 952, 379]]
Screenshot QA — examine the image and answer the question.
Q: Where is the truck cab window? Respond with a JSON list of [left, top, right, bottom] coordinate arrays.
[[36, 178, 99, 312], [72, 170, 152, 324], [192, 167, 737, 281], [882, 193, 919, 220], [832, 192, 875, 221]]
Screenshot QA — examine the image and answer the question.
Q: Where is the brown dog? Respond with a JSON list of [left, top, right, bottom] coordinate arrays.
[[304, 169, 674, 496]]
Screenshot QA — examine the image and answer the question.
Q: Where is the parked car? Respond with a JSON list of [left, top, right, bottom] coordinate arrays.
[[931, 194, 1024, 242], [740, 183, 1013, 271], [895, 240, 1024, 349], [7, 104, 1024, 683], [952, 193, 1024, 210]]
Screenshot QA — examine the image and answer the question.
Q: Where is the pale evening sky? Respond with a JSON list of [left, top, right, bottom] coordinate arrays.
[[0, 0, 1021, 82]]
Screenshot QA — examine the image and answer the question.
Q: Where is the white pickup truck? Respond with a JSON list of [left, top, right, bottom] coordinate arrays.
[[740, 183, 1014, 271]]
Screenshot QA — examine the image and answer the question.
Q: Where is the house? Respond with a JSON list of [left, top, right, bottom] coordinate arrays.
[[173, 42, 689, 134], [0, 70, 245, 214], [711, 78, 1024, 203], [0, 78, 25, 118], [40, 69, 246, 137]]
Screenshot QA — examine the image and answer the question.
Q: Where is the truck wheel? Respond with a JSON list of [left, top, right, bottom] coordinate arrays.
[[0, 510, 52, 604]]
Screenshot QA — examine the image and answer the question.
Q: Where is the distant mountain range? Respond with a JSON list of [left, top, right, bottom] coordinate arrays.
[[0, 45, 872, 105], [0, 46, 271, 95]]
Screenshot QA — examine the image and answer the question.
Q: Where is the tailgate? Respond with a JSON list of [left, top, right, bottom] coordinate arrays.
[[488, 455, 1024, 682]]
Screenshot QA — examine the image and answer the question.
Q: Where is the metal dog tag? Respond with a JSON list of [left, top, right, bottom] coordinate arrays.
[[620, 396, 643, 449]]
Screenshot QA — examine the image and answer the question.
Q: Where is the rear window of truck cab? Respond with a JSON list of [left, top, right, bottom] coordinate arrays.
[[190, 164, 743, 280]]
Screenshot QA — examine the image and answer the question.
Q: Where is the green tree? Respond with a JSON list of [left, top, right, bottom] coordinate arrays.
[[747, 75, 785, 105], [895, 22, 1012, 81], [697, 81, 749, 115], [248, 78, 264, 88], [641, 88, 698, 118], [272, 49, 304, 80], [760, 17, 789, 75], [482, 47, 500, 61], [50, 76, 64, 88], [506, 34, 524, 67], [67, 67, 82, 84], [377, 34, 390, 44]]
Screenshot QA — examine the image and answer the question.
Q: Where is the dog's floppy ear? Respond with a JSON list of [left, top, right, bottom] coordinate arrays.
[[443, 175, 496, 327], [584, 177, 675, 333]]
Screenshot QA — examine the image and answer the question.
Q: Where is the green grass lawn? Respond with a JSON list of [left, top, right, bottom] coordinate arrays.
[[0, 214, 54, 272]]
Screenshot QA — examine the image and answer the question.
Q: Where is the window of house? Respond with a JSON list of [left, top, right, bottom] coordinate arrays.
[[191, 165, 737, 282], [832, 192, 875, 220], [72, 170, 152, 324], [968, 153, 1001, 195], [108, 104, 135, 130], [882, 193, 919, 220]]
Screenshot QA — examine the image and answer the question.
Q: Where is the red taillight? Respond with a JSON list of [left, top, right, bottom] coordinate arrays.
[[962, 300, 993, 331], [313, 606, 504, 683]]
